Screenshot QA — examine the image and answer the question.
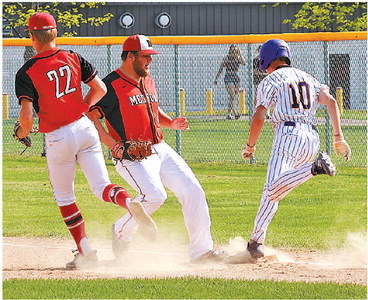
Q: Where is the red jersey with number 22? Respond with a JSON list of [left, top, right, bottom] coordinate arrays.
[[15, 47, 97, 133]]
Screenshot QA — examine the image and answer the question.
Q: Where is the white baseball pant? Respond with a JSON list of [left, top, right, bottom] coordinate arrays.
[[113, 141, 214, 259], [45, 115, 112, 207], [251, 123, 320, 243]]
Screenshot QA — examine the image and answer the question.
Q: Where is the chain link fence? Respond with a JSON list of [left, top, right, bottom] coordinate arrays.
[[3, 38, 367, 166]]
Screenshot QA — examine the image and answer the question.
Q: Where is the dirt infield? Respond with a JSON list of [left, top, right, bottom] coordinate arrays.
[[3, 236, 366, 285]]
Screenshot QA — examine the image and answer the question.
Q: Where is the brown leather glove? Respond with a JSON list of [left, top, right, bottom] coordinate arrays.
[[111, 140, 153, 161]]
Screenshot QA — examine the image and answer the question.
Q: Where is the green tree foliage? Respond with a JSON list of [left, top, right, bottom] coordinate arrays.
[[3, 2, 114, 37], [283, 2, 367, 32]]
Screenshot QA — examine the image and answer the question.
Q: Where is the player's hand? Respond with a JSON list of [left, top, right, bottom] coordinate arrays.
[[171, 117, 189, 131], [111, 141, 124, 160], [214, 80, 218, 86], [13, 120, 37, 148], [30, 127, 39, 134], [241, 144, 256, 160], [333, 137, 351, 161]]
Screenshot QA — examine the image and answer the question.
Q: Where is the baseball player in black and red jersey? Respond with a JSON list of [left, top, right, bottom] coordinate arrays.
[[241, 39, 351, 259], [14, 13, 157, 269], [87, 34, 225, 263]]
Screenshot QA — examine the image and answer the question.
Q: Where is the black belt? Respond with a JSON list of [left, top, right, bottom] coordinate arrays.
[[284, 121, 318, 132]]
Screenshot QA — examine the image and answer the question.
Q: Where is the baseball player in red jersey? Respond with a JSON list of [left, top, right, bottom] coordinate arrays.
[[14, 13, 157, 269], [87, 34, 226, 263], [241, 39, 351, 259]]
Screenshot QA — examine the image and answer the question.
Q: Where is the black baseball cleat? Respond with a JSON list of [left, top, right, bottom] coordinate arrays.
[[66, 250, 98, 270], [311, 152, 336, 176], [191, 250, 228, 263], [247, 240, 264, 259], [111, 224, 129, 259]]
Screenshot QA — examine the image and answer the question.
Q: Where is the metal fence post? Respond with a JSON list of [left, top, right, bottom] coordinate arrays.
[[180, 88, 186, 116], [247, 43, 254, 117], [239, 88, 247, 115], [3, 93, 9, 119], [336, 87, 344, 115], [205, 88, 214, 115], [247, 43, 256, 164], [323, 41, 331, 154], [174, 44, 182, 154]]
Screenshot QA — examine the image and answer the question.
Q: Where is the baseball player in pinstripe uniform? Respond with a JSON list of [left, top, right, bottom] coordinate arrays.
[[241, 39, 351, 259], [87, 34, 225, 263], [14, 13, 157, 269]]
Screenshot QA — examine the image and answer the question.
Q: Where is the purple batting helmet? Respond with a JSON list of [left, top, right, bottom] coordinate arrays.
[[258, 39, 291, 71]]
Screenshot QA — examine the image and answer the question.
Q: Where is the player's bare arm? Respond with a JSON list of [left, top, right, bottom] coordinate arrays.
[[17, 99, 34, 138], [242, 105, 267, 159], [158, 107, 189, 131], [318, 86, 351, 161], [318, 86, 343, 138], [86, 109, 117, 149], [240, 55, 246, 65], [86, 109, 127, 160], [84, 76, 107, 107], [214, 59, 225, 85]]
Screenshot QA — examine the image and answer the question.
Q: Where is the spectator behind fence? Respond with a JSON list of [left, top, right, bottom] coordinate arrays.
[[214, 44, 246, 120]]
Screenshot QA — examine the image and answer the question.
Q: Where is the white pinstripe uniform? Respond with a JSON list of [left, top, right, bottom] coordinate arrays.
[[251, 65, 323, 243]]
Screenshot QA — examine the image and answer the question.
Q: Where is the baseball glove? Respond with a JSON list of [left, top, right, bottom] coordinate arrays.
[[111, 140, 153, 161], [333, 139, 351, 162], [13, 120, 32, 147], [241, 144, 256, 160], [126, 140, 153, 161]]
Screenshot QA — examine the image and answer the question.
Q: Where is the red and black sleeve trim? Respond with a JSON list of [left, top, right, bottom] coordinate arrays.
[[89, 105, 106, 119], [84, 69, 98, 84]]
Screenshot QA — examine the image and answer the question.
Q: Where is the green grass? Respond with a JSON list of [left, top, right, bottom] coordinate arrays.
[[4, 114, 367, 167], [163, 118, 366, 167], [3, 155, 367, 299], [3, 278, 366, 299], [177, 108, 367, 121], [315, 108, 367, 120], [3, 155, 366, 248], [3, 155, 366, 246]]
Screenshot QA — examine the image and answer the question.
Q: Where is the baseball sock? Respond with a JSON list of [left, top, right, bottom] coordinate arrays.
[[102, 184, 131, 211], [59, 202, 91, 256]]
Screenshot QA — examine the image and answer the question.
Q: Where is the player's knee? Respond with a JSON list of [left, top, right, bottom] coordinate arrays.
[[191, 184, 205, 198], [147, 187, 167, 205], [269, 195, 281, 202], [267, 186, 285, 203], [91, 185, 105, 201], [53, 194, 76, 207], [178, 181, 205, 200], [134, 187, 167, 207]]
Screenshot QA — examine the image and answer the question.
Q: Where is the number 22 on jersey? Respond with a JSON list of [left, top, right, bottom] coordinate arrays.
[[47, 65, 77, 99]]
